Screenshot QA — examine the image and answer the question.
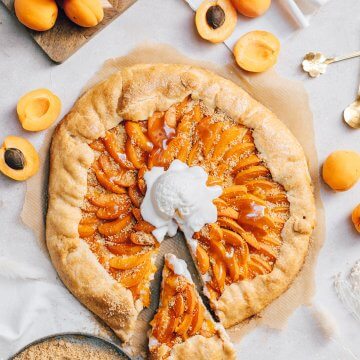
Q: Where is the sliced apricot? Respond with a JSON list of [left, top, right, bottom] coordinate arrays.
[[211, 256, 226, 292], [88, 193, 129, 208], [220, 185, 247, 200], [234, 165, 270, 184], [0, 136, 39, 181], [147, 112, 171, 148], [118, 257, 152, 288], [218, 217, 259, 248], [125, 121, 153, 152], [109, 251, 152, 270], [187, 141, 201, 166], [177, 139, 191, 163], [153, 309, 177, 344], [124, 138, 145, 169], [89, 139, 105, 152], [234, 30, 280, 73], [96, 204, 128, 220], [128, 184, 144, 207], [103, 131, 135, 170], [212, 126, 246, 162], [78, 224, 97, 238], [131, 231, 157, 246], [233, 154, 261, 172], [188, 302, 205, 336], [92, 162, 127, 194], [17, 89, 61, 131], [224, 142, 255, 161], [249, 254, 272, 275], [227, 252, 241, 282], [195, 245, 210, 274], [232, 0, 271, 18], [176, 311, 193, 338], [106, 243, 145, 256], [134, 220, 155, 234], [199, 121, 224, 157], [173, 293, 185, 318], [195, 0, 237, 43], [98, 214, 132, 237], [218, 206, 239, 219], [107, 231, 131, 244]]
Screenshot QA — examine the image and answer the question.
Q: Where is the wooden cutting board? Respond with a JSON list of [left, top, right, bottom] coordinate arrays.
[[1, 0, 137, 63]]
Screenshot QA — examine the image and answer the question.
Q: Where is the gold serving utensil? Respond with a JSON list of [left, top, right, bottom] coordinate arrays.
[[344, 83, 360, 129], [302, 51, 360, 78]]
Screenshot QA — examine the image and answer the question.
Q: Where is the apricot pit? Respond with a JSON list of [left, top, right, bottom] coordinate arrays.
[[234, 30, 280, 72], [0, 136, 40, 181], [17, 89, 61, 132], [196, 0, 237, 43]]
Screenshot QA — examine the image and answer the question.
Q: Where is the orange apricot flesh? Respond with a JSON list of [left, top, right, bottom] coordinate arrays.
[[195, 0, 237, 43], [351, 204, 360, 233], [322, 150, 360, 191], [0, 136, 39, 181], [231, 0, 271, 18], [17, 89, 61, 131], [233, 30, 280, 73]]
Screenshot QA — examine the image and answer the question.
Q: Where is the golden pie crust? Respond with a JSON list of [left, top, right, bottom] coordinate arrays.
[[46, 64, 315, 343]]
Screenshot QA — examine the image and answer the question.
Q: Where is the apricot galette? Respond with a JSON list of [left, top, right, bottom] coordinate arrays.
[[46, 64, 315, 345]]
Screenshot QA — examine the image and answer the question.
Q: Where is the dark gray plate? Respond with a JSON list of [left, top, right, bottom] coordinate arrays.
[[10, 332, 132, 360]]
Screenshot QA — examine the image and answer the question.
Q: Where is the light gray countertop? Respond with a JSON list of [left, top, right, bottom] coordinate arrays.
[[0, 0, 359, 358]]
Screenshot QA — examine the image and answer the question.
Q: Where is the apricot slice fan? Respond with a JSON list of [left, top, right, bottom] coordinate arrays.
[[78, 96, 290, 346], [149, 254, 234, 359]]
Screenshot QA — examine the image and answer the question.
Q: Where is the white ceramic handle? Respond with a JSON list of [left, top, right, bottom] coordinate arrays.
[[282, 0, 310, 28]]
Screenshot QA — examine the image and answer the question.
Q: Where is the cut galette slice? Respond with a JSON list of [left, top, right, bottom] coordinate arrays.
[[148, 254, 235, 360]]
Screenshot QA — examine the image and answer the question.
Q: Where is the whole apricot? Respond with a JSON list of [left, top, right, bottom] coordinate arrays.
[[63, 0, 104, 28], [0, 136, 39, 181], [17, 89, 61, 132], [233, 30, 280, 72], [351, 204, 360, 233], [231, 0, 271, 18], [195, 0, 237, 43], [322, 150, 360, 191], [14, 0, 58, 31]]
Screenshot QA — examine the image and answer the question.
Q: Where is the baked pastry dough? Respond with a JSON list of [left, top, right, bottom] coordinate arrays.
[[149, 254, 235, 359], [46, 64, 315, 344]]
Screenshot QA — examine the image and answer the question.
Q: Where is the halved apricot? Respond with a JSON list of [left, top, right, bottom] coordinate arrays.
[[0, 136, 39, 181], [17, 89, 61, 131], [195, 0, 237, 43], [234, 30, 280, 73], [351, 204, 360, 233], [232, 0, 271, 18]]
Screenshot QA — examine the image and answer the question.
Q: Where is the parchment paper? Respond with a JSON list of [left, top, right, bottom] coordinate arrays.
[[21, 43, 325, 358]]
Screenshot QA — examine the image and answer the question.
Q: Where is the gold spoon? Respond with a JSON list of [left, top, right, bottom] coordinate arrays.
[[344, 83, 360, 129], [302, 51, 360, 78]]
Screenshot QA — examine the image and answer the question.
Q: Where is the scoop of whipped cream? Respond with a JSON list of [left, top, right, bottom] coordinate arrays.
[[140, 159, 222, 242]]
